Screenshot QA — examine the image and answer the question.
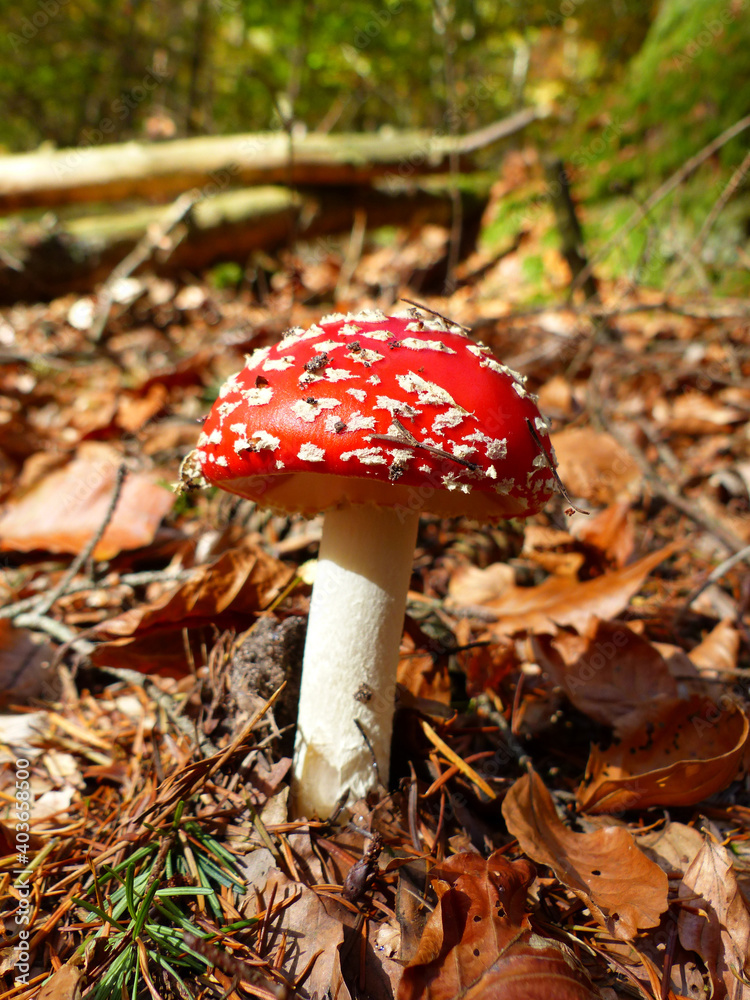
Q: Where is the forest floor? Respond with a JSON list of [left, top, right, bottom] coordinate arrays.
[[0, 208, 749, 1000]]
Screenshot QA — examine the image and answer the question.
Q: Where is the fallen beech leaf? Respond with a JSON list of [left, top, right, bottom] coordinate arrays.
[[522, 525, 584, 576], [93, 539, 294, 638], [262, 869, 351, 1000], [667, 391, 745, 435], [537, 374, 574, 418], [481, 544, 677, 635], [570, 501, 635, 567], [0, 620, 56, 702], [90, 540, 294, 676], [461, 633, 519, 696], [116, 383, 168, 433], [688, 619, 740, 676], [37, 963, 83, 1000], [0, 442, 173, 559], [398, 851, 601, 1000], [678, 838, 750, 999], [89, 629, 215, 678], [550, 427, 641, 504], [578, 697, 749, 813], [503, 770, 668, 940], [531, 619, 678, 731], [637, 822, 704, 878], [446, 562, 515, 609]]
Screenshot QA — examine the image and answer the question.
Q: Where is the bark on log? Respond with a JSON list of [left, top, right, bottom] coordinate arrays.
[[0, 110, 537, 212], [0, 182, 490, 303]]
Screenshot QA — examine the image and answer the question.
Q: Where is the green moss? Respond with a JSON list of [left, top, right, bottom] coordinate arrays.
[[561, 0, 750, 198]]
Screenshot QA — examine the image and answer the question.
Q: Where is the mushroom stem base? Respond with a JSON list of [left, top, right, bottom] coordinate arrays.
[[291, 504, 420, 818]]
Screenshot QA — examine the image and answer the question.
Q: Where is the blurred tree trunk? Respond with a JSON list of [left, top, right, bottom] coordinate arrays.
[[186, 0, 211, 135], [0, 181, 490, 303], [0, 111, 537, 212]]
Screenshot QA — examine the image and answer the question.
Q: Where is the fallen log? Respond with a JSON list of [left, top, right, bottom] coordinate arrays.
[[0, 181, 491, 303], [0, 110, 536, 212]]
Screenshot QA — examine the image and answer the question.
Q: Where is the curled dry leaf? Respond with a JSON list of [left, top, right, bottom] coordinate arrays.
[[398, 850, 601, 1000], [569, 500, 635, 568], [502, 770, 668, 941], [577, 696, 750, 814], [666, 391, 746, 435], [636, 822, 705, 878], [688, 619, 740, 676], [521, 524, 583, 577], [116, 382, 169, 433], [481, 544, 677, 636], [531, 619, 678, 732], [461, 632, 519, 697], [0, 442, 173, 559], [678, 837, 750, 999], [90, 539, 294, 674], [93, 539, 294, 639]]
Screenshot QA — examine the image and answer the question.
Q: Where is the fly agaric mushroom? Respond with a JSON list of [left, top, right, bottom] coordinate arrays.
[[180, 307, 556, 817]]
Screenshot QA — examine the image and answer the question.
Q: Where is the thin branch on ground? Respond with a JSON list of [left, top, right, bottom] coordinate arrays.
[[90, 190, 199, 341], [33, 463, 128, 617], [679, 542, 750, 616]]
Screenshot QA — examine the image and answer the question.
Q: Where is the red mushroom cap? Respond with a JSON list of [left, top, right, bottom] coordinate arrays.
[[181, 309, 556, 520]]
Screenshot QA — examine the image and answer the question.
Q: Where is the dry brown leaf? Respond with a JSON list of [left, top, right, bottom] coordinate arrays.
[[688, 619, 740, 676], [678, 837, 750, 999], [461, 633, 519, 696], [522, 525, 584, 575], [550, 427, 642, 504], [90, 540, 293, 675], [666, 392, 746, 435], [116, 383, 169, 433], [261, 869, 351, 1000], [570, 501, 635, 567], [445, 562, 515, 609], [398, 850, 601, 1000], [537, 374, 575, 418], [502, 770, 668, 940], [0, 442, 173, 559], [531, 619, 678, 731], [37, 963, 83, 1000], [481, 544, 677, 636], [578, 697, 749, 814], [637, 822, 704, 878], [93, 539, 293, 639], [0, 620, 56, 703]]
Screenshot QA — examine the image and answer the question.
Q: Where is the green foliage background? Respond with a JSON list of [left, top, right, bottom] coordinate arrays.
[[1, 0, 654, 151], [1, 0, 748, 297]]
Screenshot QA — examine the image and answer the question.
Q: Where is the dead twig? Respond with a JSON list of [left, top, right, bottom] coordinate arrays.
[[0, 567, 191, 621], [11, 612, 94, 654], [33, 464, 128, 617], [90, 191, 198, 341], [679, 542, 750, 617]]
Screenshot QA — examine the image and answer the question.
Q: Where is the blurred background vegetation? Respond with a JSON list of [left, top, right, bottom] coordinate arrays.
[[1, 0, 748, 298]]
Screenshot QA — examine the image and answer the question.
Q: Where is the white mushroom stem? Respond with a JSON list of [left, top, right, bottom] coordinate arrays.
[[291, 504, 420, 818]]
